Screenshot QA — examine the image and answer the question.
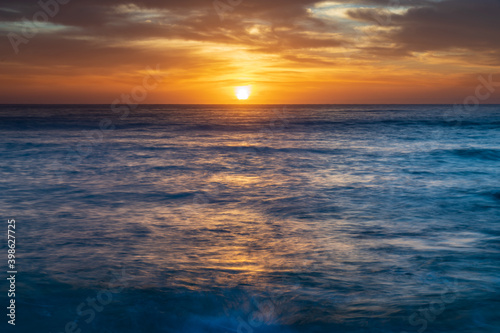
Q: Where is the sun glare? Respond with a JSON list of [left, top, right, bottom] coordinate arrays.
[[235, 86, 251, 100]]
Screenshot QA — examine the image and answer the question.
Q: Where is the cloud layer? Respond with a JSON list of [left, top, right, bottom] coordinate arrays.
[[0, 0, 499, 103]]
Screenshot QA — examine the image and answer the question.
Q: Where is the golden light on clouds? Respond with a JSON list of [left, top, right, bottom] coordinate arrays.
[[0, 0, 499, 103]]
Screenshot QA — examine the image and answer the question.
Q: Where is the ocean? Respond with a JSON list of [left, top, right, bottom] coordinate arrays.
[[0, 104, 499, 332]]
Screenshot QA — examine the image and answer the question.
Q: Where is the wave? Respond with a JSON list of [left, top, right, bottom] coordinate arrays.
[[17, 277, 495, 333], [451, 148, 500, 161], [430, 148, 500, 161], [2, 111, 499, 131], [480, 191, 500, 201], [210, 146, 351, 155]]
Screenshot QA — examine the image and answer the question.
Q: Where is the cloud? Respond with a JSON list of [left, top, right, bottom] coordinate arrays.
[[0, 0, 499, 102], [347, 0, 500, 63]]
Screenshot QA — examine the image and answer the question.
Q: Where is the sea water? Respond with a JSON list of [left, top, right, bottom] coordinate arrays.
[[0, 104, 499, 332]]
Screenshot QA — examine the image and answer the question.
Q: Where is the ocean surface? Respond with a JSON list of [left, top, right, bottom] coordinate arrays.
[[0, 104, 499, 333]]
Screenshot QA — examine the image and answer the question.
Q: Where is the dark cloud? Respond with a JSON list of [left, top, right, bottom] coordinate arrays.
[[2, 0, 497, 60], [0, 0, 350, 68], [347, 0, 500, 61], [0, 0, 343, 62]]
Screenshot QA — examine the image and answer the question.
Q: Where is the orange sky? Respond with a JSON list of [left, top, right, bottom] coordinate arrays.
[[0, 0, 499, 104]]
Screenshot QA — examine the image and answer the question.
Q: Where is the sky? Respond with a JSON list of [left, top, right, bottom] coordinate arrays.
[[0, 0, 499, 104]]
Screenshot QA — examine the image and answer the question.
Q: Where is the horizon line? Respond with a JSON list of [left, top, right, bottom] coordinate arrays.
[[1, 103, 500, 106]]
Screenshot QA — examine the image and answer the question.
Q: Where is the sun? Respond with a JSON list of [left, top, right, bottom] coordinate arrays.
[[235, 86, 251, 100]]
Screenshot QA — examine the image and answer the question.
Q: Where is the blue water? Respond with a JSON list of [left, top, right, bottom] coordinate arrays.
[[1, 105, 499, 333]]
